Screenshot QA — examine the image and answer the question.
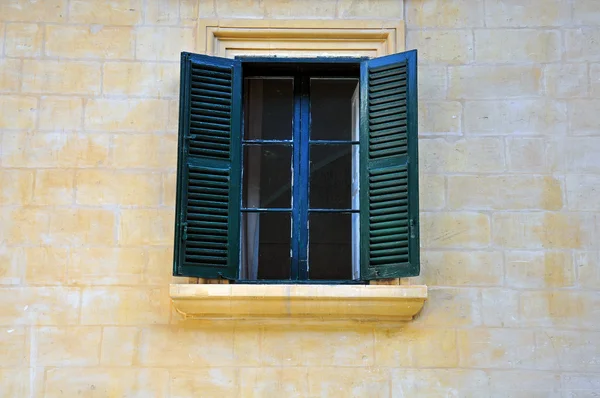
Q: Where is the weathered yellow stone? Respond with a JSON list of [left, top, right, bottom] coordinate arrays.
[[521, 291, 600, 329], [418, 65, 447, 100], [5, 23, 43, 56], [85, 99, 170, 132], [215, 0, 265, 18], [421, 212, 491, 248], [475, 29, 561, 63], [419, 174, 444, 210], [81, 287, 170, 325], [33, 169, 74, 205], [392, 369, 489, 397], [181, 0, 202, 22], [449, 65, 542, 99], [0, 247, 24, 285], [567, 174, 600, 211], [573, 0, 600, 25], [419, 101, 462, 134], [415, 288, 481, 326], [406, 0, 484, 28], [119, 208, 174, 246], [39, 96, 84, 131], [575, 251, 600, 289], [111, 134, 177, 168], [145, 0, 180, 24], [0, 0, 66, 22], [458, 328, 536, 369], [493, 212, 596, 249], [45, 25, 135, 59], [0, 59, 21, 92], [0, 287, 80, 325], [239, 367, 310, 398], [375, 328, 458, 367], [562, 374, 600, 396], [135, 27, 194, 61], [69, 0, 142, 24], [24, 247, 68, 286], [0, 96, 37, 129], [0, 207, 50, 245], [22, 60, 101, 95], [0, 370, 30, 397], [307, 367, 390, 397], [569, 100, 600, 135], [75, 170, 162, 206], [408, 30, 473, 64], [545, 63, 589, 98], [2, 132, 111, 168], [506, 137, 552, 173], [145, 247, 173, 284], [420, 137, 505, 173], [48, 208, 116, 245], [481, 288, 520, 327], [100, 326, 139, 366], [535, 330, 600, 371], [447, 175, 563, 210], [103, 62, 179, 97], [554, 137, 600, 173], [171, 369, 239, 398], [0, 327, 28, 366], [338, 0, 402, 18], [420, 251, 503, 286], [0, 169, 34, 205], [505, 251, 574, 288], [489, 371, 561, 396], [485, 0, 570, 27], [36, 326, 101, 366], [566, 28, 600, 62], [44, 368, 169, 398], [69, 248, 146, 285]]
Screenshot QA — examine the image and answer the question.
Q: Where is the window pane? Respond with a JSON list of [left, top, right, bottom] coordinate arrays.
[[243, 145, 291, 208], [310, 78, 358, 141], [309, 213, 354, 280], [310, 144, 358, 209], [244, 78, 293, 141], [242, 212, 291, 280]]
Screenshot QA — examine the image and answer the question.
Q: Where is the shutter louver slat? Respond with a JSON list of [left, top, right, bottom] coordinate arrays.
[[360, 50, 419, 280], [173, 52, 241, 279]]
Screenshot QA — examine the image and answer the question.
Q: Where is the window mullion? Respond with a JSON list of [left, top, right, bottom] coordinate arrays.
[[298, 75, 310, 280], [290, 74, 303, 281]]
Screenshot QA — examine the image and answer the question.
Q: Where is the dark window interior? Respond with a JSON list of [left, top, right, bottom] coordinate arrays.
[[240, 61, 360, 282]]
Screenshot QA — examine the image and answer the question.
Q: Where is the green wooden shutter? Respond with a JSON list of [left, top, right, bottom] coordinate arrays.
[[173, 52, 242, 279], [359, 50, 419, 280]]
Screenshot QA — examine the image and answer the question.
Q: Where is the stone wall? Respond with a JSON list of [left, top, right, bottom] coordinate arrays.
[[0, 0, 599, 396]]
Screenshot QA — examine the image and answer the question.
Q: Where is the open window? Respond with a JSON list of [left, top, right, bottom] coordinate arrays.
[[173, 51, 419, 283]]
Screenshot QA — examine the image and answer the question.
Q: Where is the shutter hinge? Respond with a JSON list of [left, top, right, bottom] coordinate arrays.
[[409, 218, 416, 239], [181, 222, 188, 241]]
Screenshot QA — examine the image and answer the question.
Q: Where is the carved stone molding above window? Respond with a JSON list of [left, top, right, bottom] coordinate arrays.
[[170, 284, 427, 322]]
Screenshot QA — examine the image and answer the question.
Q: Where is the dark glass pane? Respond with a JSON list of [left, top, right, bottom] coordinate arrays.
[[310, 144, 359, 209], [244, 78, 293, 141], [242, 212, 291, 280], [308, 213, 354, 280], [310, 78, 358, 141], [243, 145, 291, 208]]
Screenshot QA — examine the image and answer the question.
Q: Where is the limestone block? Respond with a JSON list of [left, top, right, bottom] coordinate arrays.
[[68, 248, 146, 285], [0, 0, 66, 22], [566, 28, 600, 62], [505, 251, 574, 288], [75, 170, 162, 206], [374, 328, 458, 367], [481, 288, 520, 327], [5, 23, 43, 56], [145, 0, 179, 24], [118, 208, 174, 245], [103, 62, 179, 97], [520, 291, 600, 329], [421, 212, 491, 248], [391, 369, 489, 397], [0, 287, 80, 326], [418, 65, 447, 100], [485, 0, 570, 27], [22, 60, 101, 95], [449, 65, 542, 99], [419, 101, 462, 134], [0, 59, 21, 92], [493, 212, 596, 249], [457, 328, 536, 369], [24, 247, 68, 286], [135, 27, 194, 61], [475, 29, 560, 63], [39, 96, 84, 131], [545, 64, 588, 98], [568, 100, 600, 135], [100, 326, 139, 366], [172, 369, 239, 398], [33, 169, 74, 205], [407, 30, 473, 64], [414, 288, 481, 326], [575, 251, 600, 289], [406, 0, 484, 28], [48, 208, 116, 245], [338, 0, 403, 18], [420, 251, 503, 286], [239, 367, 308, 398], [36, 326, 102, 366], [535, 330, 600, 371], [447, 175, 563, 210], [420, 137, 505, 173], [69, 0, 142, 24], [85, 99, 170, 132], [506, 137, 551, 173], [0, 169, 34, 205], [46, 25, 135, 59], [0, 96, 37, 129], [419, 174, 445, 210], [111, 134, 177, 168]]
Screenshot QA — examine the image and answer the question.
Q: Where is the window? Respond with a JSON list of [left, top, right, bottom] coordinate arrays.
[[173, 51, 419, 283]]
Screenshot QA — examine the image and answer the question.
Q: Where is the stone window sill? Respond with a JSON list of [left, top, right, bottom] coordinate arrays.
[[170, 284, 427, 322]]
